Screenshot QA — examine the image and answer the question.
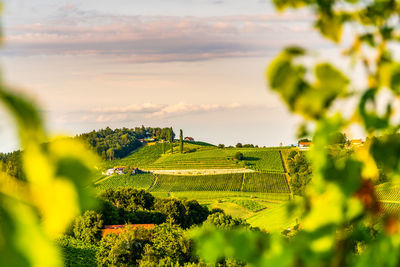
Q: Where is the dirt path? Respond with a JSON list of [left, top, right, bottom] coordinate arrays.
[[145, 168, 255, 175]]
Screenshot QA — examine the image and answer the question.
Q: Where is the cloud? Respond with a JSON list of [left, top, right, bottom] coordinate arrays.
[[91, 103, 163, 114], [54, 102, 246, 123], [2, 7, 328, 62], [91, 102, 243, 121], [149, 102, 241, 118]]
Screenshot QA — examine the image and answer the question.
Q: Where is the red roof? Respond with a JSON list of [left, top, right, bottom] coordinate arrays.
[[299, 142, 312, 146], [103, 224, 155, 236]]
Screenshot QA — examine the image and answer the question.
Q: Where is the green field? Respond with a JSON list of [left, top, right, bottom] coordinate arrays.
[[151, 173, 244, 192], [246, 201, 302, 232], [230, 199, 266, 212], [102, 143, 164, 169], [149, 172, 291, 194], [94, 143, 296, 232], [94, 173, 155, 192], [239, 149, 285, 172], [100, 143, 288, 172], [148, 149, 240, 169], [242, 172, 290, 193]]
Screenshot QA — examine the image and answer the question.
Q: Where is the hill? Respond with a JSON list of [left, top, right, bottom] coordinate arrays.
[[101, 143, 289, 172]]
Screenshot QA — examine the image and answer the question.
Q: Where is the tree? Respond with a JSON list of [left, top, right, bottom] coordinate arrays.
[[97, 227, 153, 266], [204, 211, 248, 229], [73, 210, 103, 244], [287, 150, 312, 195], [100, 188, 155, 212], [162, 141, 166, 154], [180, 129, 184, 153], [138, 224, 196, 266], [233, 152, 244, 161], [235, 143, 242, 148], [218, 144, 225, 149]]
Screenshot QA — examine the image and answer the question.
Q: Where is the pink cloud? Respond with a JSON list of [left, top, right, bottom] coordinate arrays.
[[2, 10, 327, 62]]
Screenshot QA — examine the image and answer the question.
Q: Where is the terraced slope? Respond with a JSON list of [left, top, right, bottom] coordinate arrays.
[[147, 149, 240, 170], [146, 147, 286, 171]]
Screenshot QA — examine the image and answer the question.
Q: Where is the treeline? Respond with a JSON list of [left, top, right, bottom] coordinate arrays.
[[133, 126, 175, 141], [61, 188, 253, 266], [77, 126, 175, 160], [78, 127, 142, 160]]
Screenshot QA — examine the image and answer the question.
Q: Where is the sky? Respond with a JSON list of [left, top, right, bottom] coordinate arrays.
[[0, 0, 338, 152]]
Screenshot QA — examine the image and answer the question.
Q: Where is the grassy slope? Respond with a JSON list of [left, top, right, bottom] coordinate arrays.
[[211, 201, 253, 218], [148, 149, 240, 169], [100, 143, 287, 172], [102, 143, 164, 169], [94, 173, 155, 192], [246, 202, 302, 232], [148, 147, 286, 171]]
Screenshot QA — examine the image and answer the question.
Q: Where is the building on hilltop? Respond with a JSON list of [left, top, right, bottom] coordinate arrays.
[[113, 166, 127, 175], [298, 141, 312, 151], [104, 168, 114, 176], [184, 137, 194, 141], [102, 224, 155, 237]]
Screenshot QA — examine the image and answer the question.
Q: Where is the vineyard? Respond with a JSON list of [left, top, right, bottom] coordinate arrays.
[[150, 173, 243, 192], [146, 147, 287, 171], [94, 173, 155, 192], [99, 142, 288, 174], [240, 149, 285, 172], [242, 172, 290, 193], [230, 199, 266, 212], [149, 172, 291, 194], [147, 149, 240, 170]]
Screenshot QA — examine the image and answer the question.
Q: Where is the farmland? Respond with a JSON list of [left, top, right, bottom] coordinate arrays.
[[93, 142, 296, 231], [239, 149, 285, 172], [101, 143, 164, 169], [94, 173, 155, 192], [151, 173, 244, 192], [100, 143, 289, 172], [242, 172, 290, 193], [147, 149, 240, 170], [246, 201, 302, 232]]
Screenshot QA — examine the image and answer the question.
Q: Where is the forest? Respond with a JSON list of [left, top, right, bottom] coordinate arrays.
[[60, 187, 254, 266], [78, 127, 175, 160]]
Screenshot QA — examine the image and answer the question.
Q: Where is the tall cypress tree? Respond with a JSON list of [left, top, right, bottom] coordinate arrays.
[[180, 129, 183, 153]]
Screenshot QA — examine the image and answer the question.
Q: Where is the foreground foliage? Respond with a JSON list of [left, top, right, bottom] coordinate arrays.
[[193, 0, 400, 266]]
